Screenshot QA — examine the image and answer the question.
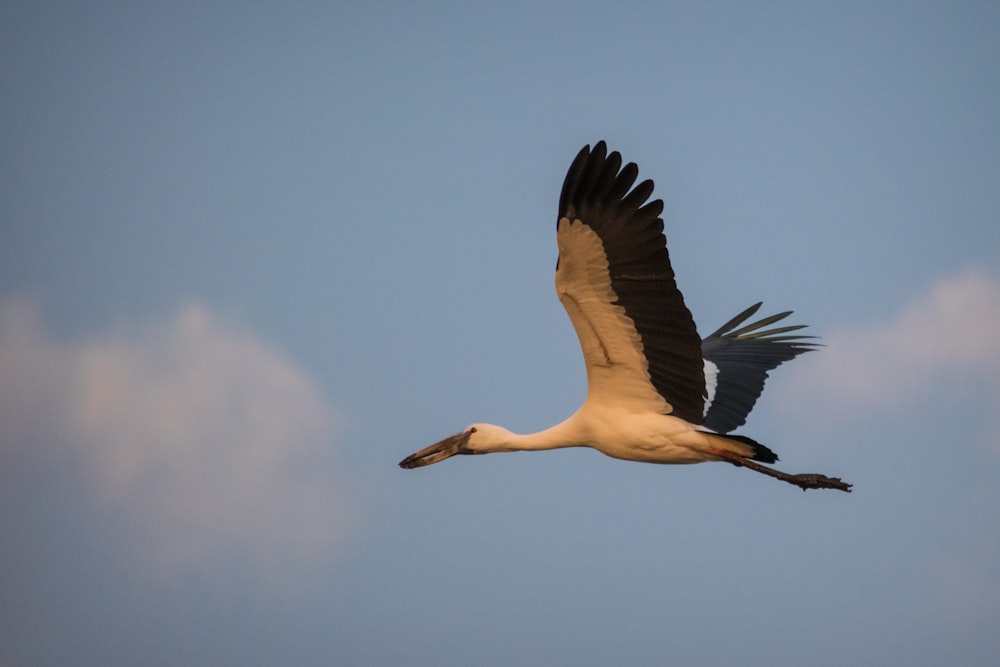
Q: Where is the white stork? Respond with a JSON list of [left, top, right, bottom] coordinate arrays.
[[400, 142, 850, 492]]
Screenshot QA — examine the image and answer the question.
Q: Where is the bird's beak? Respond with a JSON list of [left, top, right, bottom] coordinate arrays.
[[399, 430, 471, 469]]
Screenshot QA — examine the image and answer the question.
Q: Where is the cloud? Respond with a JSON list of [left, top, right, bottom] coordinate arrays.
[[773, 268, 1000, 628], [0, 301, 349, 579], [779, 267, 1000, 418]]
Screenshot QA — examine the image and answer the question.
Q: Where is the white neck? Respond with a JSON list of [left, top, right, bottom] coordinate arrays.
[[494, 416, 585, 453]]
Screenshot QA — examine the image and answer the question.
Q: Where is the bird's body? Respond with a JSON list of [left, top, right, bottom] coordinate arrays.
[[462, 409, 723, 465], [400, 142, 850, 492]]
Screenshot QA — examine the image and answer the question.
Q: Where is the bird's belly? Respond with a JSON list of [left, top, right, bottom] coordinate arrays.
[[582, 411, 713, 465]]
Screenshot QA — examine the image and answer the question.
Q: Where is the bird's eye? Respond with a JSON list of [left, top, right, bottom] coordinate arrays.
[[469, 427, 477, 434]]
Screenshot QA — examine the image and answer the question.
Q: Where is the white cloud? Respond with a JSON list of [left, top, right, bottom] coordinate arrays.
[[779, 267, 1000, 417], [773, 269, 1000, 627], [0, 301, 350, 578]]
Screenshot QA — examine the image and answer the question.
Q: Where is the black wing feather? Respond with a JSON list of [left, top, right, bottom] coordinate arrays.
[[701, 303, 819, 433]]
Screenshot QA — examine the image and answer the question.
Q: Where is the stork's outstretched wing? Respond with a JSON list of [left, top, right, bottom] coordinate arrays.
[[555, 142, 707, 421], [701, 303, 819, 433], [403, 141, 849, 492]]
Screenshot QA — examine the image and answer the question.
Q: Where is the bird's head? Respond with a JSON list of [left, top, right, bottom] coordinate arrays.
[[399, 423, 514, 469]]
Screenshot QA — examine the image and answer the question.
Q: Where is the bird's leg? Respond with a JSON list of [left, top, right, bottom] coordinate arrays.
[[711, 451, 852, 492]]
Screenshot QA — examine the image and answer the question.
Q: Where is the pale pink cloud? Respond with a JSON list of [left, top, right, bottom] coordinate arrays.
[[769, 268, 1000, 640], [0, 302, 350, 579], [779, 267, 1000, 416]]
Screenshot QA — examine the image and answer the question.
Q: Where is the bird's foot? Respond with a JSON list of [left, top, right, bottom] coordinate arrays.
[[785, 473, 852, 493]]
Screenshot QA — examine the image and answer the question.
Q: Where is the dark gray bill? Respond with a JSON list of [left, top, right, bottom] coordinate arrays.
[[399, 430, 471, 469]]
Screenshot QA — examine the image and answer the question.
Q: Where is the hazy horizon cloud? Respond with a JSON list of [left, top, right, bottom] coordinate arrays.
[[780, 267, 1000, 425], [0, 301, 350, 580]]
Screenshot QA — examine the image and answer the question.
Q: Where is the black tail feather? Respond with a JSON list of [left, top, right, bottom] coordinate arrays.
[[718, 433, 779, 464]]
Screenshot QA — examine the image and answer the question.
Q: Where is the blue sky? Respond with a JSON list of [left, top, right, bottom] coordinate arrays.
[[3, 1, 1000, 665]]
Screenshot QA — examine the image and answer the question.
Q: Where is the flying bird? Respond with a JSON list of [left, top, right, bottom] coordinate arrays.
[[400, 142, 850, 492]]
